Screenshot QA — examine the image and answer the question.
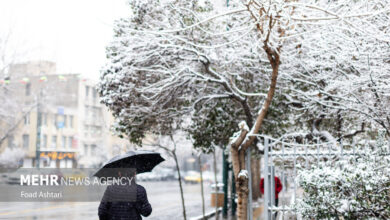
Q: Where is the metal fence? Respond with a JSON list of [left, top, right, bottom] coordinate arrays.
[[253, 134, 383, 220]]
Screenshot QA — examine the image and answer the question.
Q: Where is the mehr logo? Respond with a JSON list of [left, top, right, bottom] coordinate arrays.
[[21, 175, 59, 186]]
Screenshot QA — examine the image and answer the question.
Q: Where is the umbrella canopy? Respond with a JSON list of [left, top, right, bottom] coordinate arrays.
[[94, 150, 165, 178]]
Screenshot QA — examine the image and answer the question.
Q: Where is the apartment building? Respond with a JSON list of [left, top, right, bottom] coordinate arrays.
[[0, 61, 130, 168]]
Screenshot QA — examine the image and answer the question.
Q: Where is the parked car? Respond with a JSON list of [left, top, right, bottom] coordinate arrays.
[[0, 173, 8, 184], [137, 167, 176, 181], [184, 171, 201, 184], [137, 172, 155, 181], [158, 168, 175, 181], [174, 170, 185, 181], [6, 169, 34, 185]]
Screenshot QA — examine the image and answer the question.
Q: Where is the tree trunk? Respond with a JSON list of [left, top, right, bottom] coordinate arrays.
[[230, 35, 280, 219], [227, 12, 282, 220], [199, 154, 206, 219], [230, 145, 248, 220], [236, 175, 249, 220], [173, 150, 187, 220]]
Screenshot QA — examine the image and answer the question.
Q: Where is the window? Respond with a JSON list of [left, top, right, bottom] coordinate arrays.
[[92, 107, 98, 119], [91, 108, 95, 119], [43, 113, 47, 126], [96, 107, 101, 118], [51, 136, 57, 148], [85, 106, 89, 118], [23, 134, 29, 149], [96, 126, 102, 135], [70, 116, 74, 128], [38, 113, 42, 125], [85, 86, 89, 98], [84, 144, 88, 155], [62, 136, 66, 148], [25, 83, 31, 96], [63, 115, 67, 127], [42, 135, 47, 148], [92, 88, 97, 100], [68, 137, 73, 148], [24, 113, 30, 125], [91, 144, 97, 156], [8, 135, 14, 148], [54, 114, 58, 127], [112, 145, 120, 156], [84, 125, 89, 136]]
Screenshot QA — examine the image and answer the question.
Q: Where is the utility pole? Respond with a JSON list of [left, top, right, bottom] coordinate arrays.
[[222, 151, 228, 218], [35, 93, 42, 168]]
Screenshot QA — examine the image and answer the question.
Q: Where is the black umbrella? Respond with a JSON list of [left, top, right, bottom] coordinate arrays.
[[93, 150, 165, 178]]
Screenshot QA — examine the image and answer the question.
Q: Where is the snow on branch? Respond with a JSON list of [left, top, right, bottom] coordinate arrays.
[[238, 121, 249, 132]]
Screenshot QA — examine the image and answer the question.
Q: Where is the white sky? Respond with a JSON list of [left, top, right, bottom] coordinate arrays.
[[0, 0, 131, 80]]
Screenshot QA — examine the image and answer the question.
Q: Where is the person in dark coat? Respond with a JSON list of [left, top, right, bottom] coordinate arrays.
[[98, 170, 152, 220]]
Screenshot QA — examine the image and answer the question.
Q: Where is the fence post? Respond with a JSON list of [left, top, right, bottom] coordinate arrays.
[[231, 170, 236, 216], [264, 138, 272, 220], [271, 166, 276, 219], [388, 138, 390, 153]]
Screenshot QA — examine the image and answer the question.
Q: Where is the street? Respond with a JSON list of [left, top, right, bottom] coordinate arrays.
[[0, 181, 213, 219]]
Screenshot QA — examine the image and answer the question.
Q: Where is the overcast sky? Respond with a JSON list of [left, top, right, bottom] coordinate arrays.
[[0, 0, 130, 80]]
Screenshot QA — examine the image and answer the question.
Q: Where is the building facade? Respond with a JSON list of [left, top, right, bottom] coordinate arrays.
[[0, 61, 131, 168]]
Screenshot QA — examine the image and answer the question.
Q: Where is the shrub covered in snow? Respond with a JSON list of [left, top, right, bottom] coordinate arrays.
[[295, 133, 390, 219]]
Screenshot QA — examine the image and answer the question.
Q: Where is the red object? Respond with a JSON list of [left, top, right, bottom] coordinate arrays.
[[260, 176, 283, 199]]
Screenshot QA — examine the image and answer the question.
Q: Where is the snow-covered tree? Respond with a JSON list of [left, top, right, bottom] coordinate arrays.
[[0, 30, 26, 148], [99, 0, 389, 218], [279, 0, 390, 141], [0, 29, 34, 167], [295, 131, 390, 219], [188, 99, 243, 153], [98, 1, 278, 216]]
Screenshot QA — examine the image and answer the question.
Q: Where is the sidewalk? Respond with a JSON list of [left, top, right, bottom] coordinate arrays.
[[199, 190, 295, 220], [253, 190, 294, 220]]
